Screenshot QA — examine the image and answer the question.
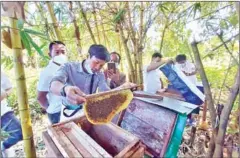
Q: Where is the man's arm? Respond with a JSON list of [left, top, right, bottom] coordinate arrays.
[[50, 63, 86, 105], [147, 58, 173, 72], [37, 91, 48, 109]]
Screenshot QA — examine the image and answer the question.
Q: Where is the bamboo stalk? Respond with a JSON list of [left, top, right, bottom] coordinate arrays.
[[9, 17, 36, 158], [92, 2, 101, 44], [78, 2, 97, 44], [69, 2, 82, 57], [118, 24, 136, 83], [191, 41, 217, 157], [47, 2, 63, 41]]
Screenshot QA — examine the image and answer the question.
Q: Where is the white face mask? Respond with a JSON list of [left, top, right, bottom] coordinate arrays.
[[85, 59, 93, 74], [179, 62, 186, 68], [53, 54, 68, 65]]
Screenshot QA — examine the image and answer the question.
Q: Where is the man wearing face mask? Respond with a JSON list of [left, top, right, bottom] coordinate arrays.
[[37, 41, 68, 124], [104, 52, 126, 89], [175, 54, 198, 85], [49, 44, 136, 120]]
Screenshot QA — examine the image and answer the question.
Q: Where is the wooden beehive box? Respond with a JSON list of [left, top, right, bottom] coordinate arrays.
[[112, 91, 199, 157], [43, 114, 145, 158]]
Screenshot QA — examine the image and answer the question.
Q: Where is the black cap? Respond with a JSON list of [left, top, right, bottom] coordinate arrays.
[[88, 44, 110, 62]]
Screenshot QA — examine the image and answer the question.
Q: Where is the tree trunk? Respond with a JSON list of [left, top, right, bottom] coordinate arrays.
[[137, 2, 144, 86], [159, 24, 168, 54], [78, 2, 97, 44], [92, 2, 101, 44], [46, 2, 63, 41], [191, 41, 217, 157], [35, 2, 51, 41], [99, 15, 109, 48], [118, 34, 124, 72], [9, 17, 36, 158], [118, 24, 135, 83], [213, 69, 240, 157], [235, 3, 240, 157], [68, 2, 82, 56]]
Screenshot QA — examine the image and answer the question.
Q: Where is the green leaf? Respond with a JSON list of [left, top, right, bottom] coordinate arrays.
[[20, 31, 32, 56], [39, 42, 48, 49], [113, 9, 126, 23], [25, 33, 48, 59], [23, 28, 50, 41], [17, 19, 24, 29], [193, 2, 201, 18]]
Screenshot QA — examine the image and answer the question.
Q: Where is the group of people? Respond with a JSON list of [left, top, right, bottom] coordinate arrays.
[[1, 41, 198, 157], [143, 52, 198, 94]]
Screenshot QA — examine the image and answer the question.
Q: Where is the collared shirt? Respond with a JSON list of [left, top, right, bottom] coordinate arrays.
[[37, 60, 65, 114], [51, 61, 110, 96]]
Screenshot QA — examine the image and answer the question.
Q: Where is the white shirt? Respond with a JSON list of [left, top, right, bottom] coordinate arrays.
[[1, 72, 12, 116], [143, 65, 162, 94], [37, 60, 64, 114], [176, 60, 197, 85]]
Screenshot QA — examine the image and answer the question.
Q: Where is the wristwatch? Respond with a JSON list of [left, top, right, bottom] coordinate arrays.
[[60, 85, 68, 97]]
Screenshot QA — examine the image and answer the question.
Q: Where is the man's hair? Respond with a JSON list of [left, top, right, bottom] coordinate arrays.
[[88, 44, 110, 62], [152, 52, 162, 59], [49, 41, 65, 52], [176, 54, 187, 62], [110, 52, 121, 63]]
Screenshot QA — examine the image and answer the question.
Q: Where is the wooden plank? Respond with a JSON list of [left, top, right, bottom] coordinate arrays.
[[115, 138, 139, 158], [144, 150, 154, 158], [157, 91, 185, 101], [116, 109, 126, 126], [160, 115, 177, 157], [65, 123, 103, 158], [129, 146, 145, 158], [52, 112, 85, 127], [108, 123, 138, 142], [133, 91, 163, 100], [62, 126, 93, 157], [89, 123, 138, 156], [69, 122, 112, 158], [122, 142, 140, 158], [42, 131, 64, 158], [47, 126, 82, 158]]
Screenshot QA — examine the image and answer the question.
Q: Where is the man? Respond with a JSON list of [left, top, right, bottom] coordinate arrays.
[[175, 54, 197, 85], [49, 44, 135, 118], [104, 52, 126, 89], [143, 52, 172, 94], [37, 41, 68, 124], [1, 71, 23, 157]]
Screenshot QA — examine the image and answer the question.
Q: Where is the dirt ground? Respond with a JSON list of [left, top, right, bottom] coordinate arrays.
[[13, 114, 48, 157]]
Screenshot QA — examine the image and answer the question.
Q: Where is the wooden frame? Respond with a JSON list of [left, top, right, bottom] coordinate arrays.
[[44, 115, 144, 158]]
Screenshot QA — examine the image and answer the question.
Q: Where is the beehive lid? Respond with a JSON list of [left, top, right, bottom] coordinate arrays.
[[134, 91, 198, 115]]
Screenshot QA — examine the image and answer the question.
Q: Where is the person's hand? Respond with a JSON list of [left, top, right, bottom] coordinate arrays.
[[65, 86, 86, 105], [167, 58, 175, 64], [157, 88, 167, 93], [120, 82, 137, 89], [107, 69, 120, 81], [183, 71, 191, 76]]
